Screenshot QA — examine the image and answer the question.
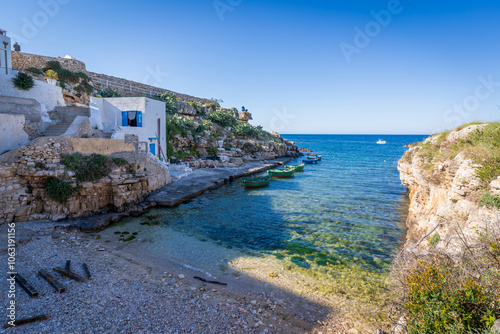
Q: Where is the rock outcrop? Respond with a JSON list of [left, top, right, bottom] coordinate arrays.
[[398, 124, 500, 254]]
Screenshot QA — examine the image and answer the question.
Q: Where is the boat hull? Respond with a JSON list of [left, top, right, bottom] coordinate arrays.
[[287, 163, 305, 171], [267, 168, 295, 178], [302, 159, 318, 164], [243, 175, 271, 188]]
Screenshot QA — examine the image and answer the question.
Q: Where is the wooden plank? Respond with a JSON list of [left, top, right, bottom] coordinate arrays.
[[52, 267, 85, 282], [82, 263, 92, 280], [64, 260, 71, 271], [37, 270, 65, 293], [13, 274, 39, 298], [3, 314, 50, 328]]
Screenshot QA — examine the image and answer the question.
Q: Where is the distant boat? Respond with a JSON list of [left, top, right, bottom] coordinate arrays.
[[268, 167, 295, 178], [243, 175, 271, 188], [287, 163, 305, 171], [307, 154, 322, 161], [376, 139, 386, 144]]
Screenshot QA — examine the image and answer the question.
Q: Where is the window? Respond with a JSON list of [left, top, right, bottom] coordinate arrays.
[[121, 111, 142, 127]]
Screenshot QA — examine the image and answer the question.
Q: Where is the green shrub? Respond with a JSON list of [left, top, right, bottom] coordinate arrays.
[[44, 60, 62, 71], [112, 157, 128, 166], [61, 153, 127, 182], [76, 72, 89, 81], [45, 177, 76, 203], [206, 109, 237, 127], [151, 92, 178, 113], [25, 67, 43, 75], [12, 72, 34, 90], [59, 81, 66, 89], [55, 68, 80, 84], [403, 257, 500, 334], [207, 147, 218, 156], [428, 233, 440, 247], [479, 192, 500, 209], [234, 123, 261, 138], [75, 82, 93, 95], [97, 88, 124, 98]]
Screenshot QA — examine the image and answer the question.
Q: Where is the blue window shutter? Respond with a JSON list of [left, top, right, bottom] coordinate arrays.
[[121, 111, 128, 126], [137, 111, 143, 127]]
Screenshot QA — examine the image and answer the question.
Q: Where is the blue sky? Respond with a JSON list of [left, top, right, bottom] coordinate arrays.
[[2, 0, 500, 134]]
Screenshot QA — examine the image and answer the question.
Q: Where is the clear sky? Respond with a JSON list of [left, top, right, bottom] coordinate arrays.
[[1, 0, 499, 134]]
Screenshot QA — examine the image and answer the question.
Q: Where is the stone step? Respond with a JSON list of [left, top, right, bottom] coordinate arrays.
[[41, 121, 74, 137]]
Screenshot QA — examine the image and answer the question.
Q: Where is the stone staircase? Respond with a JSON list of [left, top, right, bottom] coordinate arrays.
[[41, 106, 90, 137], [42, 121, 75, 137]]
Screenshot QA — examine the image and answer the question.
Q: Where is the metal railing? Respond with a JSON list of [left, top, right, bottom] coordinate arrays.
[[92, 76, 168, 98]]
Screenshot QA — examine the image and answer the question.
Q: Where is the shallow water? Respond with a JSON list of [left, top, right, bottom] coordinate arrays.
[[130, 135, 427, 308]]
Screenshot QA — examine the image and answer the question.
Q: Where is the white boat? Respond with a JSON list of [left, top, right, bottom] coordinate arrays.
[[376, 139, 386, 144]]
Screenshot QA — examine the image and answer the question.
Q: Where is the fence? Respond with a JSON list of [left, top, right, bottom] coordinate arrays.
[[92, 76, 168, 98]]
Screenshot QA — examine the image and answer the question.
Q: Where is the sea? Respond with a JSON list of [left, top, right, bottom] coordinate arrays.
[[118, 134, 428, 312]]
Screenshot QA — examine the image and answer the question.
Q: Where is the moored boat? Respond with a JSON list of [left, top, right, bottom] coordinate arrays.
[[243, 175, 271, 188], [302, 158, 318, 164], [287, 163, 305, 171], [267, 167, 295, 178], [307, 154, 322, 161]]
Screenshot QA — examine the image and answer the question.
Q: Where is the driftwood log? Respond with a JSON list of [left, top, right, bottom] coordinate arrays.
[[53, 267, 85, 282], [193, 276, 227, 286], [38, 270, 65, 293], [3, 314, 50, 328], [14, 273, 39, 298], [82, 263, 92, 280]]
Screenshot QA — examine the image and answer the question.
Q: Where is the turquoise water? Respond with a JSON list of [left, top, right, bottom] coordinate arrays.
[[144, 134, 427, 306]]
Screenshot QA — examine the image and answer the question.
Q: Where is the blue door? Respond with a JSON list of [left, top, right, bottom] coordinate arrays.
[[149, 143, 156, 156]]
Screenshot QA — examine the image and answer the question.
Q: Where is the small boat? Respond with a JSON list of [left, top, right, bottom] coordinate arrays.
[[287, 163, 305, 171], [302, 158, 318, 164], [376, 139, 386, 144], [307, 154, 322, 161], [243, 175, 271, 188], [268, 167, 295, 178]]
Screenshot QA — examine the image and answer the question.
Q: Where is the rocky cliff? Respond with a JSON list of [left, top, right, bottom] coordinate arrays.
[[398, 123, 500, 253]]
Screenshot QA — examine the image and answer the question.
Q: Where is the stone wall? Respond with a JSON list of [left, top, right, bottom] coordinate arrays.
[[11, 52, 86, 73], [89, 72, 215, 105], [0, 137, 170, 223], [10, 51, 216, 107]]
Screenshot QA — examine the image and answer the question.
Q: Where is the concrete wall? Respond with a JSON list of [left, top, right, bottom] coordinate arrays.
[[0, 114, 29, 155], [0, 33, 12, 75], [0, 74, 66, 111], [11, 52, 86, 73], [70, 138, 134, 155], [91, 97, 167, 160]]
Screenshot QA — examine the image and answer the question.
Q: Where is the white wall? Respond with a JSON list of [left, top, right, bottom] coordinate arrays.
[[0, 33, 12, 75], [0, 114, 29, 155], [90, 97, 167, 160], [0, 74, 66, 111]]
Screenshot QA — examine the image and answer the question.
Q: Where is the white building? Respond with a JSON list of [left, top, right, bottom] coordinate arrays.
[[90, 97, 167, 160], [0, 28, 12, 75]]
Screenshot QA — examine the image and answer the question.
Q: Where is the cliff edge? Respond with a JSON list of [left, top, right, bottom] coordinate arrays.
[[398, 122, 500, 253]]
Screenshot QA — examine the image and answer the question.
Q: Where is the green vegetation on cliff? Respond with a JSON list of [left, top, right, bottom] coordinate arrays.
[[403, 122, 500, 186]]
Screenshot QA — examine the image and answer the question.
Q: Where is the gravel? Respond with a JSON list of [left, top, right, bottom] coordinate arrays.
[[1, 229, 351, 333]]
